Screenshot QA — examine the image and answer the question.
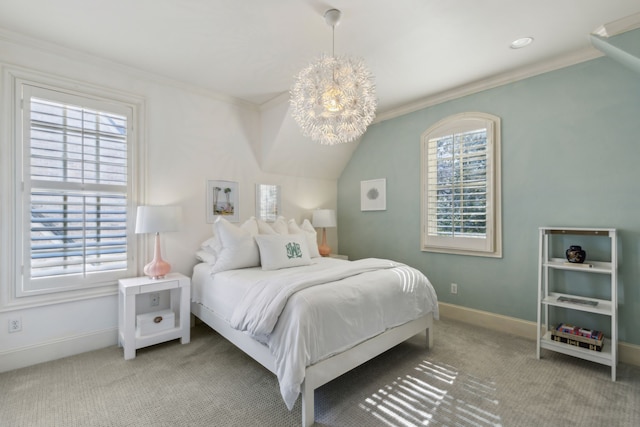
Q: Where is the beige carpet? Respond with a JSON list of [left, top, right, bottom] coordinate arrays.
[[2, 317, 639, 426]]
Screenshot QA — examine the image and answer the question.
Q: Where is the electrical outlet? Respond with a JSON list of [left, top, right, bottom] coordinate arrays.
[[450, 283, 458, 295], [9, 318, 22, 333], [150, 293, 160, 307]]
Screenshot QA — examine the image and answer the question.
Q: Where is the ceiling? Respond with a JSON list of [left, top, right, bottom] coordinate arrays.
[[1, 0, 639, 117]]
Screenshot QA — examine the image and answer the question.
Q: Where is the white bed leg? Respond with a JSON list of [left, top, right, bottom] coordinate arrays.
[[426, 327, 434, 349], [301, 380, 314, 427]]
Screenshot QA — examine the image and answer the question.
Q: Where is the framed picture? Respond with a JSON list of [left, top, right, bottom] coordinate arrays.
[[207, 180, 239, 223], [361, 178, 386, 211]]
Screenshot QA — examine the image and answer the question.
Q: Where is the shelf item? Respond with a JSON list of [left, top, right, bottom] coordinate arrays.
[[549, 331, 604, 352], [536, 227, 617, 380], [118, 273, 191, 360], [556, 296, 598, 307], [552, 324, 604, 345]]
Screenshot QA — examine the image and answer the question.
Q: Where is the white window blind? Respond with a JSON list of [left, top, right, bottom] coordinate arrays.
[[19, 83, 136, 295], [256, 184, 281, 222], [421, 113, 501, 257], [426, 128, 488, 238]]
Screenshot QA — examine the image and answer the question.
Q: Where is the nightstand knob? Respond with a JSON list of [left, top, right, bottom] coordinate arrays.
[[153, 316, 163, 323]]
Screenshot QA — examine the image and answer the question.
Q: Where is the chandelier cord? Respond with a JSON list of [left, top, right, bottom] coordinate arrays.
[[332, 23, 335, 58], [331, 24, 336, 82]]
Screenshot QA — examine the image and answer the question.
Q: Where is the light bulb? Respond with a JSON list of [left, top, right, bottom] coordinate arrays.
[[322, 85, 344, 112]]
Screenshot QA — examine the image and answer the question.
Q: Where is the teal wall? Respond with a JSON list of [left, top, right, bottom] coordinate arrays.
[[337, 56, 640, 345]]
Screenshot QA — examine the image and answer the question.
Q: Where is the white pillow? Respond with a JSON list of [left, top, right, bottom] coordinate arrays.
[[254, 234, 312, 271], [197, 231, 222, 265], [289, 219, 320, 258], [272, 216, 289, 234], [257, 219, 277, 234], [242, 216, 259, 235], [200, 235, 222, 255], [211, 217, 260, 273], [195, 250, 217, 265]]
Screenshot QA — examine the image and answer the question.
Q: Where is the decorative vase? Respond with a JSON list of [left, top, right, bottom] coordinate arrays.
[[565, 245, 586, 264]]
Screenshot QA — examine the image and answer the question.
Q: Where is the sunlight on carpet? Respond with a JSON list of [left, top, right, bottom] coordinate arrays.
[[359, 359, 502, 427]]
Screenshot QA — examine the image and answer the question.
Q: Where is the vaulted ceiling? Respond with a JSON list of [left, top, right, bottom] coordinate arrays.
[[1, 1, 639, 179]]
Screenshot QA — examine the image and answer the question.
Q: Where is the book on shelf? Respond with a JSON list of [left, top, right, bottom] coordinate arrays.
[[550, 333, 604, 352], [555, 323, 603, 339], [553, 324, 604, 346]]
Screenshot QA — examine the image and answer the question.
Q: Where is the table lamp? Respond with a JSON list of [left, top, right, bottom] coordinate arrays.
[[135, 205, 182, 279], [312, 209, 337, 257]]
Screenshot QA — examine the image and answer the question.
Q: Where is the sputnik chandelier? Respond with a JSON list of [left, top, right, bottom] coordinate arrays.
[[290, 9, 377, 145]]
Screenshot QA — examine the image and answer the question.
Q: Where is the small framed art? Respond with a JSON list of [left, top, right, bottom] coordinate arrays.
[[361, 178, 386, 211], [207, 180, 239, 223]]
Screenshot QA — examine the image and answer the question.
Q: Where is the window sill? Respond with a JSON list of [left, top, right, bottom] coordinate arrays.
[[421, 246, 502, 258], [0, 283, 118, 313]]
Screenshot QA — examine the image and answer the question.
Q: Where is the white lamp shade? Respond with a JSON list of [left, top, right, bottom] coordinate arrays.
[[135, 205, 182, 234], [312, 209, 337, 228]]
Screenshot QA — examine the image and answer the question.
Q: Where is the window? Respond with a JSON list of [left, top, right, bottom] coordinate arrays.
[[15, 80, 138, 296], [255, 184, 281, 222], [421, 112, 501, 257]]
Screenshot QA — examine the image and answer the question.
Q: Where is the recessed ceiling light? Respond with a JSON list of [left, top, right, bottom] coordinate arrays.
[[510, 37, 534, 49]]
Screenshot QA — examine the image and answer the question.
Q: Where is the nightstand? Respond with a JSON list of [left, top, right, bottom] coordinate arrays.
[[118, 272, 191, 360]]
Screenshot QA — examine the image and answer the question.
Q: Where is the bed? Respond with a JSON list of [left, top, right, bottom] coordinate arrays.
[[190, 217, 439, 426]]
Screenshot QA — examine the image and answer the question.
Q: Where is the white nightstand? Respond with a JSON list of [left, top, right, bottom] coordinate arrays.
[[118, 272, 191, 360]]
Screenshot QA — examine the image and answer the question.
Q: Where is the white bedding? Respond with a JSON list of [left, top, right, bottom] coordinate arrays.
[[191, 257, 439, 410]]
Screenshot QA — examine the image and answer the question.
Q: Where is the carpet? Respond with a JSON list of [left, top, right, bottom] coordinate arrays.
[[1, 317, 639, 426]]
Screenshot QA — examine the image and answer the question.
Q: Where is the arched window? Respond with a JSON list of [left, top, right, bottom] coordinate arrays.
[[421, 112, 502, 257]]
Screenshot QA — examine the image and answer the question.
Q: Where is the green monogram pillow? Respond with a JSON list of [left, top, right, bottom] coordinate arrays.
[[254, 234, 312, 271]]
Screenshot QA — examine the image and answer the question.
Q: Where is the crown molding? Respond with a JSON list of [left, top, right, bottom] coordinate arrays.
[[0, 28, 258, 111], [592, 12, 640, 38], [373, 47, 603, 124], [1, 26, 608, 123]]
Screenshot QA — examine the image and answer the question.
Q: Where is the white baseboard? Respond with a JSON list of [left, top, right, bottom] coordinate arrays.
[[438, 302, 640, 367], [3, 305, 639, 373], [0, 328, 118, 373]]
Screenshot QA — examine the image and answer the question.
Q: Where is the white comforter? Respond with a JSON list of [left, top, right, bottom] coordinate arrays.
[[228, 258, 439, 410]]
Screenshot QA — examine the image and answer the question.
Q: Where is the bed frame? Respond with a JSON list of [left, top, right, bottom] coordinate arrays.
[[191, 301, 434, 426]]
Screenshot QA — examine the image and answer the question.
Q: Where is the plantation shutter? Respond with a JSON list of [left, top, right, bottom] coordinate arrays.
[[20, 84, 134, 294], [422, 114, 498, 255], [256, 184, 280, 222], [426, 128, 488, 237]]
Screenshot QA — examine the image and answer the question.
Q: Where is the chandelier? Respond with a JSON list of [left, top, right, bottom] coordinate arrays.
[[290, 9, 377, 145]]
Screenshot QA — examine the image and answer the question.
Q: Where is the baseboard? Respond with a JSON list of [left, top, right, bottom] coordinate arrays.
[[438, 302, 640, 367], [2, 306, 639, 373], [0, 328, 118, 373]]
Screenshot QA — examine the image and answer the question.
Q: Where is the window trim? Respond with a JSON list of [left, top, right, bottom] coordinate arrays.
[[420, 112, 502, 258], [1, 66, 146, 307]]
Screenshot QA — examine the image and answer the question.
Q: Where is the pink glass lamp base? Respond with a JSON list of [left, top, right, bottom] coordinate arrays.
[[319, 227, 332, 257], [144, 232, 171, 279]]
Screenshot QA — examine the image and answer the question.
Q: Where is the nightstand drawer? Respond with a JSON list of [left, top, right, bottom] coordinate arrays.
[[136, 309, 175, 336]]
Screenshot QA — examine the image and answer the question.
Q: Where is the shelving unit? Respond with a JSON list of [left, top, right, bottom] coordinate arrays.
[[536, 227, 617, 380]]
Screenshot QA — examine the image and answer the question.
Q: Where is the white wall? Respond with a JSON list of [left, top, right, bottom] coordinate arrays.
[[0, 34, 337, 372]]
